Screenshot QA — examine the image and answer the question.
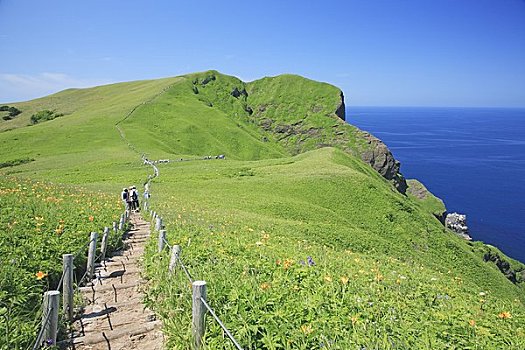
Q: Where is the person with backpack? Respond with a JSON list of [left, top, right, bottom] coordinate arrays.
[[131, 185, 140, 212], [121, 188, 130, 212]]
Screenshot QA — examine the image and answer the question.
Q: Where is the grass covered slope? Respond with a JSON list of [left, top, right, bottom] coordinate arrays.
[[119, 73, 287, 160], [145, 148, 524, 349], [0, 77, 178, 185], [118, 70, 406, 190], [406, 179, 447, 218], [0, 71, 523, 348]]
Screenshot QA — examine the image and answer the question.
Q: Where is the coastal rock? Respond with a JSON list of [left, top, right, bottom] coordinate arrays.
[[358, 131, 407, 193], [445, 212, 471, 240]]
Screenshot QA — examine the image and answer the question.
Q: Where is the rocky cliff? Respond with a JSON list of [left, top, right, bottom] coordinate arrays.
[[335, 92, 346, 121], [357, 131, 407, 193]]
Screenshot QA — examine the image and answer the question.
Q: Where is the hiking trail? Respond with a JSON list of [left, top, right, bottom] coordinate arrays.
[[69, 213, 163, 350]]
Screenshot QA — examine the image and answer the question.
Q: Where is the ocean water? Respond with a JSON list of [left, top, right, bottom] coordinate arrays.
[[347, 107, 525, 263]]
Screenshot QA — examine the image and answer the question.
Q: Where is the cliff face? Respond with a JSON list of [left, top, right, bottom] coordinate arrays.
[[357, 131, 408, 193], [335, 92, 346, 121]]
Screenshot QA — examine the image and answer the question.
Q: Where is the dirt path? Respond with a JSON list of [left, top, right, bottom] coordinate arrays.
[[70, 213, 163, 350]]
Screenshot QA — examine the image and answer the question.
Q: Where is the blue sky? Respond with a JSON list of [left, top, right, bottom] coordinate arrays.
[[1, 0, 524, 107]]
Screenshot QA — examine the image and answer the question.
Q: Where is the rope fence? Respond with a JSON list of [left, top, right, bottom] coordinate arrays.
[[144, 156, 244, 350], [32, 306, 52, 350], [30, 211, 131, 349], [200, 297, 243, 350]]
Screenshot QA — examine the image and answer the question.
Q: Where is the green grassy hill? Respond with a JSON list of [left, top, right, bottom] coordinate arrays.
[[1, 71, 523, 349]]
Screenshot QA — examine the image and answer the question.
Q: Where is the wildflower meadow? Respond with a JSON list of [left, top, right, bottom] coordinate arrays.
[[0, 177, 123, 349]]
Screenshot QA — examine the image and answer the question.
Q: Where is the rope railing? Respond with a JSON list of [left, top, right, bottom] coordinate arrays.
[[55, 267, 67, 293], [144, 155, 243, 349], [200, 297, 244, 350], [77, 269, 90, 288], [71, 236, 96, 259], [150, 210, 241, 347], [162, 236, 172, 250], [178, 256, 194, 284], [30, 211, 131, 349], [32, 307, 52, 350], [158, 230, 242, 349]]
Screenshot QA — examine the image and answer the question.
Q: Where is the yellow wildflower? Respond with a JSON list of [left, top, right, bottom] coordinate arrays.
[[300, 324, 313, 335], [498, 311, 512, 319], [283, 259, 294, 270], [351, 315, 359, 325], [260, 283, 271, 291], [36, 271, 48, 280], [324, 276, 332, 283], [340, 276, 349, 285]]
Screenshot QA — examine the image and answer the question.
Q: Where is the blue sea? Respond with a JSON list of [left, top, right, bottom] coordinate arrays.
[[347, 107, 525, 263]]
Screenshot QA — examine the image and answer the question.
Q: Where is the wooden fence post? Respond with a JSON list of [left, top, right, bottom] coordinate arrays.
[[86, 232, 98, 280], [100, 227, 109, 261], [118, 214, 126, 231], [113, 221, 118, 233], [62, 254, 74, 322], [155, 216, 162, 231], [158, 230, 166, 253], [42, 290, 60, 346], [169, 245, 181, 273], [192, 281, 207, 349]]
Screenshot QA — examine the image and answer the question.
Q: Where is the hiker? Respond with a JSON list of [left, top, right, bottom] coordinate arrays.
[[121, 188, 130, 211], [131, 185, 140, 212], [127, 186, 134, 211]]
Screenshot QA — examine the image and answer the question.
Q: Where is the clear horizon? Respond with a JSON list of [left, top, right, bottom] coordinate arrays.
[[1, 0, 524, 107]]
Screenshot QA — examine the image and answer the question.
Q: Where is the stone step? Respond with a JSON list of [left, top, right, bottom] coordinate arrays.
[[83, 299, 147, 313], [72, 320, 161, 345], [79, 280, 142, 293]]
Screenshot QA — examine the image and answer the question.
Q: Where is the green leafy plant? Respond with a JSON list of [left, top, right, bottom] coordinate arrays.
[[30, 110, 63, 125]]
